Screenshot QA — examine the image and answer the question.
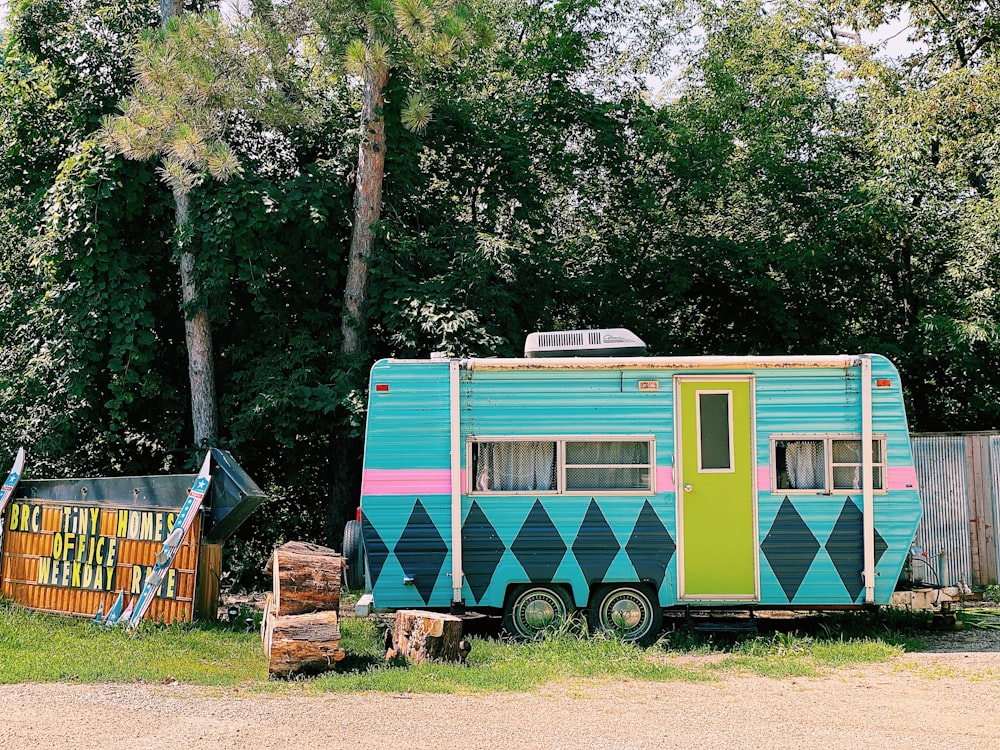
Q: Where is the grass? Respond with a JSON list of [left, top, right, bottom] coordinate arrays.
[[705, 634, 902, 678], [0, 599, 955, 692], [309, 618, 709, 694], [0, 600, 265, 685]]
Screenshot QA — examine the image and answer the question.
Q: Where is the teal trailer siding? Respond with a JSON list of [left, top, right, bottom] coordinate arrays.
[[752, 357, 919, 605], [459, 368, 676, 608], [360, 360, 454, 608], [359, 354, 922, 612]]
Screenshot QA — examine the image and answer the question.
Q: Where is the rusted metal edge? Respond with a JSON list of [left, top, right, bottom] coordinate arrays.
[[460, 355, 862, 371], [380, 355, 864, 370]]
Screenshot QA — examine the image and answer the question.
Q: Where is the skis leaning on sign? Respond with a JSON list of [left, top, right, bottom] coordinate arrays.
[[0, 448, 26, 547], [127, 452, 213, 628]]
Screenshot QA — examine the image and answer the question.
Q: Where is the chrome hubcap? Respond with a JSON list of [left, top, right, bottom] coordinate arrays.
[[609, 598, 643, 629], [524, 598, 557, 629]]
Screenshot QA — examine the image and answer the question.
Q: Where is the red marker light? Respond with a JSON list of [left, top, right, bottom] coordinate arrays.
[[876, 379, 891, 388], [375, 383, 389, 392]]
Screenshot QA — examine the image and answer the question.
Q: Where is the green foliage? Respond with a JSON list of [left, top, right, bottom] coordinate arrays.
[[2, 143, 185, 475], [102, 10, 299, 197], [956, 608, 1000, 629], [835, 2, 1000, 429], [7, 0, 160, 133]]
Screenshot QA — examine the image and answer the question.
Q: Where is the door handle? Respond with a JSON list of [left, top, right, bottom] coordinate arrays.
[[684, 484, 693, 492]]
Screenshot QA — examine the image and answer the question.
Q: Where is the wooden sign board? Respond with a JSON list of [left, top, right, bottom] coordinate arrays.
[[1, 500, 201, 623]]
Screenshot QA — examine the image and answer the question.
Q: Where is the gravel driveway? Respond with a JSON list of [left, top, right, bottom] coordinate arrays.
[[2, 641, 999, 750]]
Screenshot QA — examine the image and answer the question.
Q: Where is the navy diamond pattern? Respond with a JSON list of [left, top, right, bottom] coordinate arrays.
[[511, 500, 567, 582], [761, 497, 820, 602], [462, 501, 506, 602], [826, 497, 888, 602], [572, 500, 620, 586], [393, 500, 449, 603], [625, 500, 674, 591], [361, 511, 390, 588]]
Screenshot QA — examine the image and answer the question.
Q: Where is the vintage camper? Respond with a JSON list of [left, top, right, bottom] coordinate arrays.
[[349, 329, 922, 643]]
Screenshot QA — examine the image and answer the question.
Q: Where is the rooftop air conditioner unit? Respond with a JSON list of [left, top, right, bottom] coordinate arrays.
[[524, 328, 647, 358]]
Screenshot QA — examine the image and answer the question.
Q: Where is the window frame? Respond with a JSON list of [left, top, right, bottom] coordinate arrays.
[[770, 433, 888, 495], [467, 434, 656, 496]]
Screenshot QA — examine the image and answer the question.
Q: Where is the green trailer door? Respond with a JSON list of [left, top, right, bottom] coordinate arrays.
[[678, 378, 757, 599]]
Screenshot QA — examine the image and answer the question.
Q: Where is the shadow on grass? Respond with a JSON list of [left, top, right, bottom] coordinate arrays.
[[335, 651, 388, 674]]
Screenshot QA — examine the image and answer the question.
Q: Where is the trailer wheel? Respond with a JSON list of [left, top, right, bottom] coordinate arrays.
[[342, 520, 364, 590], [588, 585, 662, 646], [502, 584, 573, 640]]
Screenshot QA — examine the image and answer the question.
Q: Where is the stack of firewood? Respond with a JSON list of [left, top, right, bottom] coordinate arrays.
[[261, 541, 347, 678]]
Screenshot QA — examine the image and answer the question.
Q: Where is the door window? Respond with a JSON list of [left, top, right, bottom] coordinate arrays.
[[698, 392, 734, 472]]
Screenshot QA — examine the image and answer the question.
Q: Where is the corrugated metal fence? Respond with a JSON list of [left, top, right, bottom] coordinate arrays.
[[911, 433, 1000, 587]]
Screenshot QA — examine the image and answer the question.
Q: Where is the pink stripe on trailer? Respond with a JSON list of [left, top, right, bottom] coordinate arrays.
[[362, 469, 453, 496], [887, 466, 918, 491], [756, 465, 772, 492], [656, 466, 675, 493]]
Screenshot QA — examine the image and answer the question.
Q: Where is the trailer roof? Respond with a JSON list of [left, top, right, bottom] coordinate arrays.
[[390, 354, 868, 370]]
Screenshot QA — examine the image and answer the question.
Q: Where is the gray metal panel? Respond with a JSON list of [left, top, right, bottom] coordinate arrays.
[[203, 449, 267, 543], [15, 475, 197, 509], [12, 451, 266, 543], [911, 436, 973, 586], [991, 435, 1000, 583]]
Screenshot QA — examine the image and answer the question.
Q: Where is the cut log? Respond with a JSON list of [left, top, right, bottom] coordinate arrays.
[[266, 610, 345, 678], [385, 609, 468, 665], [266, 541, 344, 616]]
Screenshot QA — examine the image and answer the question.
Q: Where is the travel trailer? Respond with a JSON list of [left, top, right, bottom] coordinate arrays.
[[347, 329, 922, 642]]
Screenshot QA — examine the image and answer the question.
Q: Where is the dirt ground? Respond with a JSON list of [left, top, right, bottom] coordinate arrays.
[[2, 631, 999, 750]]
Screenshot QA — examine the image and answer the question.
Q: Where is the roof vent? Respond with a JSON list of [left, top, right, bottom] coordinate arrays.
[[524, 328, 647, 358]]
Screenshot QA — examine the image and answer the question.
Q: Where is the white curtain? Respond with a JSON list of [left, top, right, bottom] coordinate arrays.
[[476, 442, 556, 491], [785, 441, 824, 490]]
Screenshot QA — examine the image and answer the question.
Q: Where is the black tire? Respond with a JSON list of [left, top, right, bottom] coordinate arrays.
[[502, 584, 574, 640], [342, 519, 364, 590], [588, 584, 662, 646]]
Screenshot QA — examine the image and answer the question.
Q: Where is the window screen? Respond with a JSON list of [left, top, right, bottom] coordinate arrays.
[[698, 392, 732, 471], [565, 441, 651, 491], [832, 440, 885, 491]]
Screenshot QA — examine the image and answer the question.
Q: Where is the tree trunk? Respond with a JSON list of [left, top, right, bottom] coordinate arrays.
[[325, 435, 362, 547], [340, 61, 388, 357], [175, 189, 219, 446], [160, 0, 184, 25]]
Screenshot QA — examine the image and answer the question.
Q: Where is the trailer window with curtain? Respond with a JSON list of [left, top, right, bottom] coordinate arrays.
[[473, 441, 557, 492], [470, 437, 654, 494], [772, 435, 886, 493]]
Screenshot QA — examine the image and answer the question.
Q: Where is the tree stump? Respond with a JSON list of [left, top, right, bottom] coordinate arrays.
[[265, 541, 344, 616], [385, 610, 468, 665], [265, 610, 346, 678]]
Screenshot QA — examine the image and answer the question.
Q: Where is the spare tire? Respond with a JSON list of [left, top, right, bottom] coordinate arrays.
[[342, 519, 364, 590]]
